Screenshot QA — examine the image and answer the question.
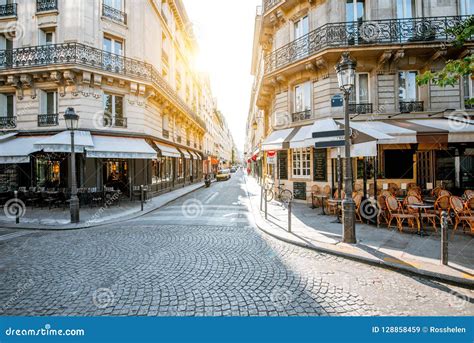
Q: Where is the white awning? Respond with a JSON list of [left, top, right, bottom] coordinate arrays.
[[351, 121, 417, 144], [0, 132, 18, 141], [180, 149, 191, 159], [188, 151, 200, 160], [154, 142, 181, 158], [290, 125, 312, 148], [305, 118, 343, 147], [34, 131, 94, 153], [86, 136, 157, 159], [330, 141, 378, 158], [409, 118, 474, 143], [336, 120, 394, 141], [262, 128, 294, 151], [0, 136, 41, 164], [194, 152, 202, 160]]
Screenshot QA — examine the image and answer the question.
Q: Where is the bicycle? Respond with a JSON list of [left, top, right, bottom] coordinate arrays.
[[264, 182, 293, 204]]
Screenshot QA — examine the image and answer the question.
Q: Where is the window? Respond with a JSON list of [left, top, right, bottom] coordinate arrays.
[[294, 82, 311, 113], [384, 150, 414, 179], [460, 0, 474, 15], [0, 94, 14, 117], [398, 71, 418, 101], [40, 90, 57, 114], [0, 34, 13, 50], [346, 0, 365, 22], [292, 148, 311, 178], [39, 29, 55, 46], [104, 93, 124, 126], [294, 16, 309, 39], [397, 0, 415, 19], [463, 75, 473, 108], [104, 0, 123, 10], [350, 73, 369, 104], [103, 36, 123, 55]]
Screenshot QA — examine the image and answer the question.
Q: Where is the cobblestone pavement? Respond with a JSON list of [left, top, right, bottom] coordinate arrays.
[[0, 171, 473, 316]]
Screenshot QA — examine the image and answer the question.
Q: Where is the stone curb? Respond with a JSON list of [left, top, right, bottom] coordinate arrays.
[[0, 183, 206, 231], [243, 177, 474, 288]]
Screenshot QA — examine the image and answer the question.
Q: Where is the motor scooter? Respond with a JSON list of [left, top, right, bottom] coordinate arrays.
[[204, 174, 211, 188]]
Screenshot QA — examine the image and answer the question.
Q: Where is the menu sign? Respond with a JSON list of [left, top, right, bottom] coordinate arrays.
[[313, 148, 327, 182], [293, 182, 307, 200], [278, 151, 288, 180]]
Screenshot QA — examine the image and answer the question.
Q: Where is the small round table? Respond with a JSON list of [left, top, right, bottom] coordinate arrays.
[[408, 204, 434, 236]]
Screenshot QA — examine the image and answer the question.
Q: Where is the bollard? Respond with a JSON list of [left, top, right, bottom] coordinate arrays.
[[264, 190, 268, 220], [140, 185, 144, 211], [14, 190, 19, 224], [288, 201, 292, 233], [441, 211, 448, 265], [260, 186, 263, 212]]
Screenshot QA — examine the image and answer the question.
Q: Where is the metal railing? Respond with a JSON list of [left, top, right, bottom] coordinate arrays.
[[38, 113, 59, 127], [0, 3, 17, 17], [0, 116, 16, 128], [264, 15, 471, 74], [262, 0, 282, 13], [400, 101, 424, 113], [0, 42, 206, 131], [103, 116, 128, 128], [102, 3, 127, 25], [291, 109, 313, 123], [37, 0, 58, 12], [348, 103, 373, 115]]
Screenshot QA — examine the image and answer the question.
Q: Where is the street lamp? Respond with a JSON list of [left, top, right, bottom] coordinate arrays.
[[64, 107, 80, 224], [335, 52, 357, 244]]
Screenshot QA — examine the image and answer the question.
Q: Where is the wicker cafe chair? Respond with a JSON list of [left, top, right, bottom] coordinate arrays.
[[407, 189, 422, 199], [385, 195, 417, 232], [450, 196, 474, 237], [353, 193, 363, 223], [431, 186, 443, 198], [464, 190, 474, 199], [405, 195, 437, 233], [377, 195, 389, 227], [439, 190, 452, 198], [311, 185, 321, 209]]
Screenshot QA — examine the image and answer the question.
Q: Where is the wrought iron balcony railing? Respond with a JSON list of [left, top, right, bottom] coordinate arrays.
[[102, 4, 127, 25], [264, 15, 471, 74], [163, 129, 170, 139], [37, 0, 58, 12], [291, 109, 313, 123], [103, 116, 127, 128], [262, 0, 282, 13], [348, 103, 373, 115], [38, 113, 59, 127], [0, 116, 16, 129], [0, 3, 17, 17], [0, 42, 206, 131], [399, 101, 424, 113]]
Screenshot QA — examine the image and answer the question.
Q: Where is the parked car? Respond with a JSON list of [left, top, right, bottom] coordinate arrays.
[[216, 169, 231, 181], [230, 167, 237, 173]]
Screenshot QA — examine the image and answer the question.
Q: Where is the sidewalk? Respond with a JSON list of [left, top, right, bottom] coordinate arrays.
[[0, 182, 205, 230], [244, 176, 474, 287]]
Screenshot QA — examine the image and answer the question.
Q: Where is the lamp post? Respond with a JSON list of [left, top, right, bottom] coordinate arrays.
[[335, 52, 357, 244], [64, 107, 80, 224]]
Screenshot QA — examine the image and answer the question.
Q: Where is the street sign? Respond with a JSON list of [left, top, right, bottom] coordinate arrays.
[[331, 94, 343, 107], [315, 140, 345, 148]]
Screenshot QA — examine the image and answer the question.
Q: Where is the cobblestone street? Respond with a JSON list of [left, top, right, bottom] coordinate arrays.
[[1, 171, 473, 316]]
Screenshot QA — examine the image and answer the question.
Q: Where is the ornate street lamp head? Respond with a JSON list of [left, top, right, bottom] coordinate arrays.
[[64, 107, 79, 131], [335, 52, 357, 93]]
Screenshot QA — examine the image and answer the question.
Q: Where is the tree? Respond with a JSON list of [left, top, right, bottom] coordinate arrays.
[[417, 16, 474, 106]]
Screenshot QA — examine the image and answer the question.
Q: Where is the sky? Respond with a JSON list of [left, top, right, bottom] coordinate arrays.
[[183, 0, 260, 153]]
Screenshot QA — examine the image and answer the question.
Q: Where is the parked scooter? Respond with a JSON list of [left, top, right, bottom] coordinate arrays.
[[204, 174, 211, 188]]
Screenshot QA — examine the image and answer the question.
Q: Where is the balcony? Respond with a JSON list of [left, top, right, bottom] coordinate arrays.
[[291, 110, 313, 123], [262, 0, 282, 13], [163, 129, 170, 139], [348, 103, 373, 115], [37, 0, 58, 12], [0, 116, 16, 129], [264, 15, 470, 75], [38, 113, 59, 127], [102, 3, 127, 25], [0, 3, 17, 17], [399, 101, 424, 113], [103, 116, 128, 128], [0, 42, 206, 131]]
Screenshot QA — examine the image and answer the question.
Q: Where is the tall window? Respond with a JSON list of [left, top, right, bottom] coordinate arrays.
[[399, 71, 418, 101], [103, 36, 123, 55], [346, 0, 365, 22], [292, 148, 311, 178], [463, 75, 473, 108], [0, 94, 14, 117], [0, 34, 13, 50], [104, 0, 123, 10], [40, 90, 57, 114], [397, 0, 415, 19], [460, 0, 474, 15], [39, 29, 55, 46], [350, 73, 369, 104], [294, 82, 311, 113], [294, 16, 309, 39], [104, 93, 124, 126]]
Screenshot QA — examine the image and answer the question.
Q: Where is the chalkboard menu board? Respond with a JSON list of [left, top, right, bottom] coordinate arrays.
[[278, 151, 288, 180], [293, 182, 307, 200], [313, 148, 327, 182]]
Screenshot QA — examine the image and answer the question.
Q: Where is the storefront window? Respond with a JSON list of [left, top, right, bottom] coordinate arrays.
[[383, 150, 414, 179], [292, 148, 311, 178], [104, 161, 128, 190], [35, 156, 66, 188]]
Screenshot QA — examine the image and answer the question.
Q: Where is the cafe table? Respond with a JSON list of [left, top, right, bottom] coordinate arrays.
[[407, 203, 434, 236]]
